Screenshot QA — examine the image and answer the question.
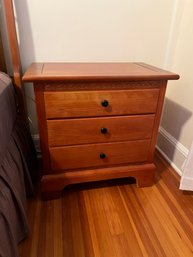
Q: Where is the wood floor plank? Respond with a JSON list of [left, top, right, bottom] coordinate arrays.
[[61, 192, 73, 257], [141, 186, 191, 257], [102, 186, 143, 257], [157, 180, 193, 246], [86, 187, 118, 257], [117, 187, 149, 257], [36, 201, 47, 257], [53, 199, 63, 256], [44, 201, 55, 257], [110, 186, 147, 257], [82, 190, 101, 257], [18, 152, 193, 257], [70, 190, 86, 257], [119, 185, 167, 257]]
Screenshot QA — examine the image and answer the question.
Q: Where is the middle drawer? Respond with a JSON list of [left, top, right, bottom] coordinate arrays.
[[47, 114, 155, 147]]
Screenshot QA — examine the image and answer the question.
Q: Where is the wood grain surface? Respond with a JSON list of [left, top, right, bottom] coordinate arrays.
[[47, 114, 155, 146], [3, 0, 27, 118], [18, 152, 193, 257], [34, 83, 51, 173], [23, 63, 179, 199], [44, 89, 159, 119], [23, 62, 180, 82], [50, 140, 150, 171], [0, 29, 6, 72]]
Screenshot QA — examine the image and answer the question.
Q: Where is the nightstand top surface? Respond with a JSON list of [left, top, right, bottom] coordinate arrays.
[[23, 62, 179, 82]]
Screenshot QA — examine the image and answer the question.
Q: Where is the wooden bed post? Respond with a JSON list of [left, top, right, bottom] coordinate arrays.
[[3, 0, 26, 119], [0, 30, 6, 72]]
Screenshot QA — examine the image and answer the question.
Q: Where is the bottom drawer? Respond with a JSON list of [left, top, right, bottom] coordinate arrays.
[[50, 140, 150, 172]]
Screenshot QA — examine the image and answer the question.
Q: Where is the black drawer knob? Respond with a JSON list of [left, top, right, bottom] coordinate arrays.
[[101, 127, 108, 134], [99, 152, 106, 159], [101, 99, 109, 107]]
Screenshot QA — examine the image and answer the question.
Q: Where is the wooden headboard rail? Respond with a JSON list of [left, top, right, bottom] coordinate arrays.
[[3, 0, 26, 117]]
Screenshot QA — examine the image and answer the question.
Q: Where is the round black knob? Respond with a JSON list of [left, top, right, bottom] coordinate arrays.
[[99, 152, 106, 159], [101, 100, 109, 107], [101, 127, 108, 134]]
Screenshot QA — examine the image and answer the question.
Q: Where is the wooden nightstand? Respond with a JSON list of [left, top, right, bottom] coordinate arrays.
[[23, 62, 179, 200]]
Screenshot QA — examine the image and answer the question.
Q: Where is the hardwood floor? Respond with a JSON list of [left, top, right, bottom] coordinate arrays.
[[19, 152, 193, 257]]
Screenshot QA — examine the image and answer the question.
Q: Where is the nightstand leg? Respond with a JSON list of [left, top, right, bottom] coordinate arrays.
[[136, 163, 156, 187]]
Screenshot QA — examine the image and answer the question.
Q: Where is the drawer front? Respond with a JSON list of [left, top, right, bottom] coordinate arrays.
[[50, 140, 150, 171], [44, 89, 159, 118], [47, 115, 155, 146]]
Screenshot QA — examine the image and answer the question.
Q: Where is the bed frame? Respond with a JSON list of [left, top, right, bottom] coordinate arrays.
[[2, 0, 26, 118], [0, 30, 6, 72], [0, 2, 37, 256]]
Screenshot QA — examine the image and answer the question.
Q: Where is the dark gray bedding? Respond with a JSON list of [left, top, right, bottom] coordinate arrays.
[[0, 73, 37, 257]]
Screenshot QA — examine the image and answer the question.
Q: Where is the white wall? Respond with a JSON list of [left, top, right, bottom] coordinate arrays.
[[157, 0, 193, 174], [14, 0, 176, 68]]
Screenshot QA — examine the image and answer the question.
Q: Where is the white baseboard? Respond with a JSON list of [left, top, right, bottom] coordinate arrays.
[[159, 127, 189, 157], [157, 126, 189, 176], [156, 145, 182, 176]]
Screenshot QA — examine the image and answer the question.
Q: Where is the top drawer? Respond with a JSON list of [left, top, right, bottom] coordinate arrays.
[[44, 89, 159, 119]]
